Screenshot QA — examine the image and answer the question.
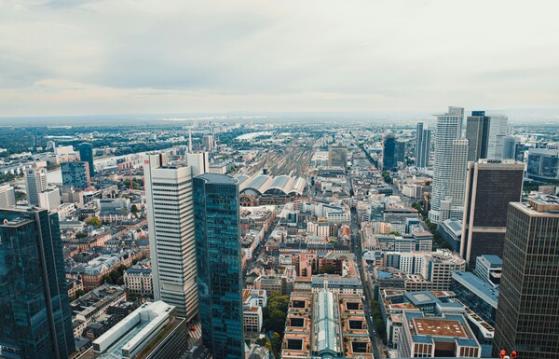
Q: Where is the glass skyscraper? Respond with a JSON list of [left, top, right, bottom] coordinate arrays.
[[78, 143, 95, 178], [415, 122, 431, 168], [0, 208, 74, 359], [61, 161, 90, 190], [465, 111, 490, 162], [383, 134, 397, 170], [193, 173, 244, 359]]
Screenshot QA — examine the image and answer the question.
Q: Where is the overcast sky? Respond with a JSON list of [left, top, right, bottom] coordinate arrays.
[[1, 0, 559, 118]]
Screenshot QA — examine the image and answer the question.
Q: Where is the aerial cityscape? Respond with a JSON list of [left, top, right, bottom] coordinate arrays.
[[1, 1, 559, 359]]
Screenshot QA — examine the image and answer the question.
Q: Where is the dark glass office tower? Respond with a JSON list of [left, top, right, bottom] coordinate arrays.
[[415, 122, 424, 165], [493, 196, 559, 359], [415, 122, 431, 168], [466, 111, 490, 162], [383, 134, 397, 170], [460, 160, 524, 266], [61, 161, 90, 190], [0, 208, 74, 359], [395, 140, 406, 163], [78, 143, 95, 178], [193, 174, 244, 359]]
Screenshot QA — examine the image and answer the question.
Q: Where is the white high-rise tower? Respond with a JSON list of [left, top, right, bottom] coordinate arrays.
[[186, 151, 209, 176], [429, 106, 468, 224], [144, 153, 198, 320], [25, 164, 48, 206]]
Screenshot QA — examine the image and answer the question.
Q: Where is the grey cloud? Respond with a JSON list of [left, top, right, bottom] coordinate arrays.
[[0, 55, 49, 88], [0, 0, 559, 116]]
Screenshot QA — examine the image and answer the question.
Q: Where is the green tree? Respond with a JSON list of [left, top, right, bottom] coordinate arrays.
[[131, 204, 139, 217], [256, 337, 272, 352], [86, 216, 101, 227], [263, 293, 289, 334], [106, 265, 126, 285], [381, 171, 393, 184], [270, 332, 282, 358]]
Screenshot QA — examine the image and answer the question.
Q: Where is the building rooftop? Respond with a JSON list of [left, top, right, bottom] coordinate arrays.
[[405, 292, 438, 306], [404, 311, 479, 348], [413, 318, 468, 338], [452, 272, 499, 308], [313, 289, 341, 355], [196, 172, 237, 185], [93, 301, 179, 358], [478, 254, 502, 267], [239, 174, 306, 196], [440, 219, 462, 235], [524, 193, 559, 214]]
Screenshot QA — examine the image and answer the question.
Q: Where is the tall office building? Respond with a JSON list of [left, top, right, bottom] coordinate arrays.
[[415, 122, 431, 168], [186, 151, 209, 176], [25, 164, 48, 206], [383, 134, 397, 170], [487, 115, 508, 160], [415, 122, 424, 164], [38, 187, 62, 211], [0, 184, 16, 208], [78, 143, 95, 178], [395, 140, 406, 163], [61, 161, 90, 190], [203, 134, 215, 152], [194, 173, 244, 359], [447, 138, 469, 212], [144, 153, 198, 320], [465, 111, 490, 162], [429, 106, 465, 224], [502, 136, 517, 160], [0, 207, 74, 359], [461, 160, 524, 265], [493, 195, 559, 359]]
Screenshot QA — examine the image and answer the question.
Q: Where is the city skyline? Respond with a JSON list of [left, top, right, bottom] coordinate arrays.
[[1, 0, 559, 357], [0, 110, 557, 359]]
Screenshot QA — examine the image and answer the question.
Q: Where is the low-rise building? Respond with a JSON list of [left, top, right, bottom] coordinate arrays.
[[438, 219, 462, 252], [398, 311, 481, 358], [452, 271, 499, 326], [88, 301, 188, 359], [473, 255, 502, 288], [243, 289, 267, 334], [124, 267, 153, 298], [68, 277, 84, 300], [70, 285, 126, 337], [281, 289, 373, 358]]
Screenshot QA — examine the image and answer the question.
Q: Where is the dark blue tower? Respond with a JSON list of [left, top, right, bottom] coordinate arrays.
[[383, 134, 397, 170], [0, 208, 74, 359], [193, 173, 244, 359], [78, 143, 95, 178]]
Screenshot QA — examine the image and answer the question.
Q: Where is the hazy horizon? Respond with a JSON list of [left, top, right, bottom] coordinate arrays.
[[2, 107, 559, 127]]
